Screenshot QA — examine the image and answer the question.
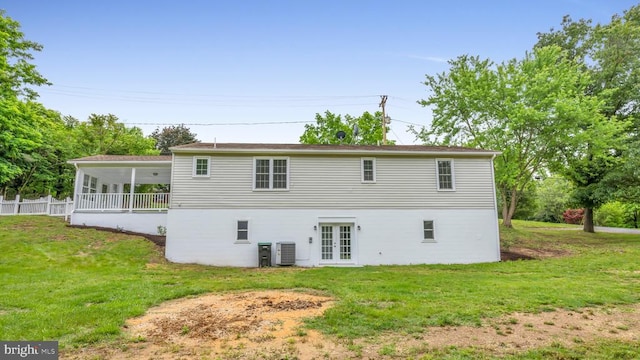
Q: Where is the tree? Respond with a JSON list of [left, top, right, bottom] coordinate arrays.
[[536, 5, 640, 232], [299, 111, 393, 145], [150, 124, 199, 155], [1, 102, 69, 197], [532, 177, 573, 223], [0, 10, 50, 100], [0, 10, 55, 195], [71, 114, 158, 156], [413, 46, 602, 228], [0, 99, 49, 192]]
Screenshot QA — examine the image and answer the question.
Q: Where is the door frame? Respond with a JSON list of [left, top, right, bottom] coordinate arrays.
[[317, 217, 358, 265]]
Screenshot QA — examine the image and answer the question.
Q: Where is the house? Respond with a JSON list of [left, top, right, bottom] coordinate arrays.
[[69, 143, 501, 267]]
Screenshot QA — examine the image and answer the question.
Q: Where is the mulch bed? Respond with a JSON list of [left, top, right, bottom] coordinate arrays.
[[67, 224, 166, 246], [500, 250, 535, 261]]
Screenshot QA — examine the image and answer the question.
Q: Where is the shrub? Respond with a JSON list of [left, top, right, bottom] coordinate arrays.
[[532, 177, 572, 223], [563, 209, 584, 224], [595, 202, 626, 228]]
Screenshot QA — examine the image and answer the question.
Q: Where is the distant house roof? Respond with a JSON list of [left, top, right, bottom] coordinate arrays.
[[170, 143, 499, 157]]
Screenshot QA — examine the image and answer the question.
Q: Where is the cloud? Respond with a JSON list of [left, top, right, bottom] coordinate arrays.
[[404, 55, 448, 63]]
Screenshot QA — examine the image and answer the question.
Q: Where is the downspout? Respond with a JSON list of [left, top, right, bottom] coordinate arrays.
[[489, 154, 501, 261]]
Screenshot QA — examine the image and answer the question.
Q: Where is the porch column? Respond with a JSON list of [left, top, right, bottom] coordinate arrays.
[[128, 168, 136, 213], [73, 168, 83, 210]]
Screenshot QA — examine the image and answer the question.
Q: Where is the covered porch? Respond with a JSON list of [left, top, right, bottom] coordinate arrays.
[[68, 155, 172, 234]]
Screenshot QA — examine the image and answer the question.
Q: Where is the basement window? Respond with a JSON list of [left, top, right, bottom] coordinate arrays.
[[236, 220, 249, 243], [423, 220, 435, 242]]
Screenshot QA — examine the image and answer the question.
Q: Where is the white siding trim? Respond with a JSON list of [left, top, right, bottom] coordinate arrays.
[[361, 158, 376, 183], [436, 158, 456, 191], [192, 156, 211, 177]]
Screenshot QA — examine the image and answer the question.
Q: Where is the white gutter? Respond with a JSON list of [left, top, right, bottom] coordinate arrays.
[[170, 148, 501, 157]]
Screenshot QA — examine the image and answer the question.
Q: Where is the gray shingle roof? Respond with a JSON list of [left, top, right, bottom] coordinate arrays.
[[69, 155, 172, 162], [171, 143, 496, 154]]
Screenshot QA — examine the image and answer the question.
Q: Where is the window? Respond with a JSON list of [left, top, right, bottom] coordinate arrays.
[[361, 158, 376, 183], [423, 220, 435, 242], [436, 159, 455, 190], [254, 158, 289, 190], [193, 156, 210, 177], [237, 220, 249, 241], [82, 174, 98, 193]]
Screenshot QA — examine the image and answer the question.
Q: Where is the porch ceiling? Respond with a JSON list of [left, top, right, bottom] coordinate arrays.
[[82, 166, 171, 184]]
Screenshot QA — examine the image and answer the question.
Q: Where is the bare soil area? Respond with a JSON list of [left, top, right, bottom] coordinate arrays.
[[63, 290, 640, 360]]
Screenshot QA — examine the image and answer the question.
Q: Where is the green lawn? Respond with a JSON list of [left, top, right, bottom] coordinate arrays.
[[1, 216, 639, 359]]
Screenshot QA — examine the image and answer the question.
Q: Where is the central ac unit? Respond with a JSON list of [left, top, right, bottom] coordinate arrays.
[[276, 242, 296, 266]]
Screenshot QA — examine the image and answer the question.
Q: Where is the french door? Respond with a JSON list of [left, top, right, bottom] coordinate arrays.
[[320, 223, 354, 264]]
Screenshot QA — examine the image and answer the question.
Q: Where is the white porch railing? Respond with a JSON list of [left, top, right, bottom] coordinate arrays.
[[0, 195, 74, 218], [75, 193, 169, 211]]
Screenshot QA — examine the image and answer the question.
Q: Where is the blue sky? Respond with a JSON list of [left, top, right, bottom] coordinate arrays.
[[3, 0, 638, 144]]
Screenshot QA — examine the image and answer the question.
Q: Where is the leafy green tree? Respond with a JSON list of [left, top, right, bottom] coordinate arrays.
[[413, 46, 601, 228], [300, 111, 392, 145], [150, 124, 199, 155], [0, 10, 50, 100], [0, 99, 48, 192], [2, 103, 68, 197], [536, 4, 640, 232], [0, 10, 56, 195], [71, 114, 158, 156], [532, 177, 573, 223]]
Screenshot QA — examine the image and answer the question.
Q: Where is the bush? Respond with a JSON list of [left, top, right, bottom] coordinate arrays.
[[595, 202, 640, 229], [563, 209, 584, 224], [595, 202, 627, 228], [532, 177, 572, 223]]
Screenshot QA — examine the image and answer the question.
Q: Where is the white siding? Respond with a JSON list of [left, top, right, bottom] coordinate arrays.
[[165, 208, 500, 267], [71, 212, 167, 235], [170, 154, 496, 209]]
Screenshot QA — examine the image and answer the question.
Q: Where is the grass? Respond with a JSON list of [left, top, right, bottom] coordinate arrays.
[[1, 216, 640, 358]]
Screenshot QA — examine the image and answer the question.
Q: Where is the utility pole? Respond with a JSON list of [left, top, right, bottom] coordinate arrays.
[[379, 95, 388, 145]]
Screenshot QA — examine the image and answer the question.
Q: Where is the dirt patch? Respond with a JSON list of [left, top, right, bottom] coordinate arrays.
[[67, 224, 166, 246], [501, 246, 570, 261], [62, 292, 640, 360]]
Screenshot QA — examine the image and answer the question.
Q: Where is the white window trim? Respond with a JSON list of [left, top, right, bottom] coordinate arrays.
[[361, 157, 376, 183], [435, 158, 456, 191], [423, 220, 436, 243], [252, 157, 290, 191], [235, 219, 250, 244], [192, 156, 211, 177], [82, 174, 98, 194]]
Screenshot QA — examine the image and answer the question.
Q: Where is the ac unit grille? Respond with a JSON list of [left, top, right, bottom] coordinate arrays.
[[276, 242, 295, 266]]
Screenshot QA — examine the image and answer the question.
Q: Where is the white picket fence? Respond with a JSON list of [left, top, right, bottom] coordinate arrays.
[[0, 195, 74, 219]]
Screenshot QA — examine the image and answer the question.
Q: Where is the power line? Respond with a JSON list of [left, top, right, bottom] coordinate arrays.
[[391, 118, 424, 127], [47, 84, 382, 100], [389, 127, 405, 145], [125, 120, 315, 126]]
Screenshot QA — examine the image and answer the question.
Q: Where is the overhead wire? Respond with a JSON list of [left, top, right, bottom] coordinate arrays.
[[124, 120, 315, 126]]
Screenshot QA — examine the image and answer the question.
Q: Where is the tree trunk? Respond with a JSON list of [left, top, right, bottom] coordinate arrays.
[[501, 188, 518, 228], [501, 191, 510, 227], [583, 207, 595, 233]]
